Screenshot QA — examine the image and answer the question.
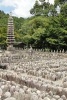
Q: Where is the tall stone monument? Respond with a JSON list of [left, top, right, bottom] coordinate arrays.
[[7, 12, 15, 50]]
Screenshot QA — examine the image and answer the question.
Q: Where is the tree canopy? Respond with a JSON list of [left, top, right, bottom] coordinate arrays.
[[0, 0, 67, 50]]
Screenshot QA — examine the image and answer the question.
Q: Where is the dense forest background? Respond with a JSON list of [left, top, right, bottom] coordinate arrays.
[[0, 0, 67, 50]]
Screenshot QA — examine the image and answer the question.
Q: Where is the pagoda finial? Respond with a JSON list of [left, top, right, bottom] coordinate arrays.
[[9, 12, 12, 17]]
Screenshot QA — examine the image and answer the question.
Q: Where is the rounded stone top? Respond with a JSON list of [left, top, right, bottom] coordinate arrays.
[[4, 97, 16, 100]]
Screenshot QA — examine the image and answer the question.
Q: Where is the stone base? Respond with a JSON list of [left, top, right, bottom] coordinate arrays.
[[7, 45, 15, 51]]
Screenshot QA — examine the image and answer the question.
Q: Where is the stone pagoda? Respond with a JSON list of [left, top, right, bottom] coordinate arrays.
[[7, 12, 15, 50]]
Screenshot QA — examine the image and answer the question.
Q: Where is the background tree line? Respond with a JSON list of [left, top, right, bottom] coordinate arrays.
[[0, 0, 67, 50]]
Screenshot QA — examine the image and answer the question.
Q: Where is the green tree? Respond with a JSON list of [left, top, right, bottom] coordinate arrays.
[[30, 0, 52, 16], [55, 0, 66, 5], [30, 0, 41, 16], [61, 3, 67, 17]]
